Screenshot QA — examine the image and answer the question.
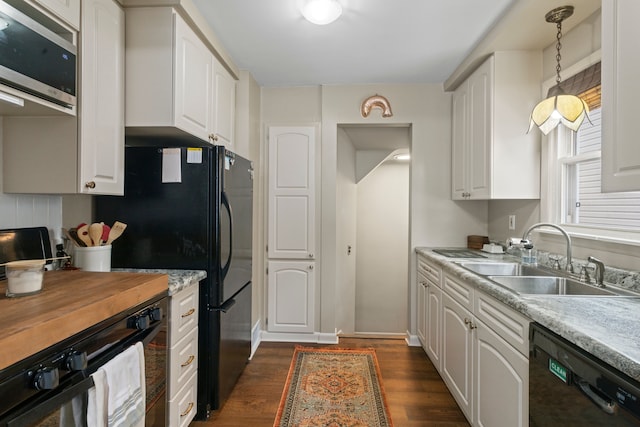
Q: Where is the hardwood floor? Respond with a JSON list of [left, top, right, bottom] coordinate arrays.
[[192, 338, 469, 427]]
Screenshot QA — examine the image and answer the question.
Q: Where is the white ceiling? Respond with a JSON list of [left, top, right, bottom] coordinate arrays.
[[191, 0, 601, 88], [191, 0, 516, 87]]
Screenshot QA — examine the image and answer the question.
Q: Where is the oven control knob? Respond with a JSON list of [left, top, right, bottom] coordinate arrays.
[[33, 367, 59, 390], [128, 314, 149, 330], [149, 307, 163, 322], [65, 351, 88, 371]]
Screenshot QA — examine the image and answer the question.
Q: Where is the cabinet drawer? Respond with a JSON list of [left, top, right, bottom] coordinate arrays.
[[168, 326, 198, 399], [444, 274, 474, 311], [168, 371, 197, 427], [474, 292, 530, 356], [418, 255, 441, 287], [169, 284, 199, 347]]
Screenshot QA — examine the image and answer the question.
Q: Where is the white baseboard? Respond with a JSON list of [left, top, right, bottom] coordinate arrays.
[[261, 330, 338, 344], [250, 320, 262, 359], [406, 331, 421, 347]]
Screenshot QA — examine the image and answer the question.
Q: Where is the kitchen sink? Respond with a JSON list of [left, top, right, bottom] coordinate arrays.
[[487, 276, 617, 296], [456, 261, 551, 277]]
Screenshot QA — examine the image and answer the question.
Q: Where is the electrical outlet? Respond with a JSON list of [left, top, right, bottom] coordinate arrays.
[[508, 215, 516, 230]]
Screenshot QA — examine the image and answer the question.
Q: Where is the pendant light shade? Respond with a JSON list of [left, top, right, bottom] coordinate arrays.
[[528, 89, 590, 135], [302, 0, 342, 25], [528, 6, 589, 135]]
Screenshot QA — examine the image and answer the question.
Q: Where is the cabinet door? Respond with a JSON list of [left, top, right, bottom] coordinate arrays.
[[268, 126, 316, 259], [78, 0, 124, 195], [441, 293, 473, 422], [174, 14, 213, 142], [426, 284, 442, 371], [451, 83, 468, 200], [602, 0, 640, 192], [467, 58, 492, 199], [267, 261, 315, 333], [35, 0, 80, 29], [417, 276, 428, 347], [475, 320, 528, 427], [212, 59, 236, 149]]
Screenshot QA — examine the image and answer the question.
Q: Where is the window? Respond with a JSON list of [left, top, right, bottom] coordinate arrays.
[[553, 63, 640, 237]]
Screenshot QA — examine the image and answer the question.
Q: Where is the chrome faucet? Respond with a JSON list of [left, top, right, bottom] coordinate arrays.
[[522, 223, 574, 273], [587, 256, 606, 287]]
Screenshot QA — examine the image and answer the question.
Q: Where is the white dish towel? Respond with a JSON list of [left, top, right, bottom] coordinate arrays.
[[87, 342, 146, 427]]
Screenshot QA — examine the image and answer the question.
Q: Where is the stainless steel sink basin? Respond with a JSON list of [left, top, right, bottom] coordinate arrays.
[[487, 276, 617, 296], [456, 261, 550, 277]]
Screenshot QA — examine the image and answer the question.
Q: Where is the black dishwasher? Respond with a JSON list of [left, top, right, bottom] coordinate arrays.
[[530, 323, 640, 426]]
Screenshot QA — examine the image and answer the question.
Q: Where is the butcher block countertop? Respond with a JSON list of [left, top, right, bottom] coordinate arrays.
[[0, 270, 168, 370]]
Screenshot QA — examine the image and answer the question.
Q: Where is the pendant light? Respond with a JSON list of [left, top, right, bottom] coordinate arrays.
[[528, 6, 590, 135], [302, 0, 342, 25]]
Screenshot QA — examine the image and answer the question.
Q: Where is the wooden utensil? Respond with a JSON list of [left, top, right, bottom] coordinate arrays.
[[88, 223, 103, 246], [101, 224, 111, 243], [76, 223, 93, 247], [106, 221, 127, 245]]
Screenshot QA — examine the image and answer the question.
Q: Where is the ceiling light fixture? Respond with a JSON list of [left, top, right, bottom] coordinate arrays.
[[302, 0, 342, 25], [528, 6, 589, 135]]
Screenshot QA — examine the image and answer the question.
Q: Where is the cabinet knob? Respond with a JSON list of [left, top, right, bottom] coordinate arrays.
[[308, 265, 314, 270], [464, 318, 477, 330], [85, 181, 96, 189], [308, 253, 314, 258], [209, 134, 219, 142]]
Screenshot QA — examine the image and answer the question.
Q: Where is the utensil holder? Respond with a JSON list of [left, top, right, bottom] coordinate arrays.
[[74, 245, 112, 272]]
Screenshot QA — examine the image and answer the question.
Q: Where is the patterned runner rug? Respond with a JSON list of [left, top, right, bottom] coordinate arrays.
[[273, 346, 394, 427]]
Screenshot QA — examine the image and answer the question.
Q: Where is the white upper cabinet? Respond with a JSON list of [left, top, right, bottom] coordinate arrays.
[[2, 0, 124, 195], [601, 0, 640, 192], [267, 126, 317, 260], [125, 7, 236, 146], [212, 62, 236, 149], [451, 52, 542, 200], [34, 0, 80, 29], [78, 0, 124, 194]]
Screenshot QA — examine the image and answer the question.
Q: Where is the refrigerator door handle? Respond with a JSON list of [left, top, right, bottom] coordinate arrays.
[[221, 190, 233, 279], [213, 297, 236, 313]]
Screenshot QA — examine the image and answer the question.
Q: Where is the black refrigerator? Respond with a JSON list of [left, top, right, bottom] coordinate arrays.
[[94, 144, 253, 420]]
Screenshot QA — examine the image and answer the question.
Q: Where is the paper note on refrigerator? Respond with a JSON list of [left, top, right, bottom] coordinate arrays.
[[162, 148, 182, 183]]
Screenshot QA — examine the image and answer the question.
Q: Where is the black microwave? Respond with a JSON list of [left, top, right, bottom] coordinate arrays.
[[0, 0, 76, 108]]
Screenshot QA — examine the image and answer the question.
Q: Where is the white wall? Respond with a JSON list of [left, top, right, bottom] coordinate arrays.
[[356, 161, 409, 334], [335, 128, 357, 334], [320, 84, 488, 339]]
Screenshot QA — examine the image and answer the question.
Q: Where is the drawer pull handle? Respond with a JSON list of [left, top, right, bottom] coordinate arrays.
[[181, 308, 195, 318], [464, 318, 477, 330], [181, 355, 195, 367], [180, 402, 194, 417]]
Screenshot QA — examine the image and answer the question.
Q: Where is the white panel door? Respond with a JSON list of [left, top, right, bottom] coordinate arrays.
[[268, 126, 316, 259], [417, 277, 428, 347], [267, 261, 315, 333], [451, 83, 468, 199], [78, 0, 124, 195], [426, 284, 442, 371], [441, 293, 473, 422], [468, 58, 492, 199], [212, 58, 236, 149], [475, 320, 528, 427], [174, 14, 212, 142], [602, 0, 640, 192]]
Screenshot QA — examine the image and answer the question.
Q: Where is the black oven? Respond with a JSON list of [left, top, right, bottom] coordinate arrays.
[[530, 323, 640, 426], [0, 295, 167, 427]]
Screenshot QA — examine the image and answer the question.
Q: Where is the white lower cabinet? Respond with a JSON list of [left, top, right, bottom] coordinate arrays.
[[167, 282, 199, 426], [267, 260, 316, 333], [417, 255, 442, 370], [421, 263, 530, 427]]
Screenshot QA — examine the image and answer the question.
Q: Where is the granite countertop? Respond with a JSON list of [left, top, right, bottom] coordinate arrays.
[[113, 268, 207, 296], [416, 247, 640, 381]]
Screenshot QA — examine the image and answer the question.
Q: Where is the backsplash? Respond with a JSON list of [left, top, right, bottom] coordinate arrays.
[[0, 193, 62, 242]]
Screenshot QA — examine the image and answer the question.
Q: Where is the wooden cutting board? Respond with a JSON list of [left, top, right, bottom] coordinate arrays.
[[0, 270, 168, 370]]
